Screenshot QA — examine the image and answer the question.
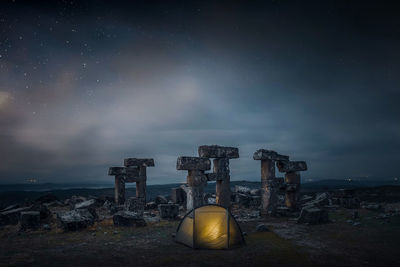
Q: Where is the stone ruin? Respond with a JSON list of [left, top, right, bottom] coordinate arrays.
[[253, 149, 307, 216], [176, 145, 239, 210], [108, 158, 155, 205]]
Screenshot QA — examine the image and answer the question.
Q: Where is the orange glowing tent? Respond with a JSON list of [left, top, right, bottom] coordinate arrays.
[[175, 204, 245, 249]]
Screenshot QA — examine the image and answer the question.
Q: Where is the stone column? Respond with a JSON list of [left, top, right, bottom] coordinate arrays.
[[198, 145, 239, 209], [108, 167, 127, 205], [253, 149, 289, 216], [137, 166, 147, 201], [176, 156, 211, 210], [124, 158, 155, 204], [277, 160, 307, 210]]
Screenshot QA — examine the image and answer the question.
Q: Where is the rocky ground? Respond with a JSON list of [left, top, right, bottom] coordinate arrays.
[[1, 187, 400, 266]]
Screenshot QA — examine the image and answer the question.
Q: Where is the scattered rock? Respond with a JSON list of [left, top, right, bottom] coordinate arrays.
[[74, 199, 97, 210], [125, 197, 145, 216], [155, 195, 168, 205], [297, 207, 329, 224], [256, 224, 269, 232], [57, 209, 95, 231], [42, 224, 51, 230], [0, 206, 32, 226], [235, 185, 251, 194], [145, 202, 157, 210], [250, 189, 261, 196], [113, 211, 146, 227], [361, 202, 381, 211], [20, 211, 40, 230], [0, 204, 20, 212], [158, 204, 179, 219]]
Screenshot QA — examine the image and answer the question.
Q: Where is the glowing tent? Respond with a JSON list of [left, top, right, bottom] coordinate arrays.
[[175, 205, 245, 249]]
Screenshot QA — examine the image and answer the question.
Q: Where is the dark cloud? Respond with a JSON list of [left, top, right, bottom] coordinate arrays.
[[0, 1, 399, 184]]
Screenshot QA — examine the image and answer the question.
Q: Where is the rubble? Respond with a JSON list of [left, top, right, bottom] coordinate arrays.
[[158, 204, 179, 219], [0, 206, 32, 226], [256, 224, 269, 232], [57, 209, 95, 231], [155, 195, 168, 205], [124, 197, 145, 216]]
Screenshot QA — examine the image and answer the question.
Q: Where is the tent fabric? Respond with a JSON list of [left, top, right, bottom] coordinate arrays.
[[175, 205, 244, 249]]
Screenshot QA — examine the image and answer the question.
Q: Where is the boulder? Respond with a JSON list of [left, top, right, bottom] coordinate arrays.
[[297, 207, 329, 224], [57, 209, 95, 231], [0, 204, 20, 212], [0, 206, 31, 226], [20, 211, 40, 230], [256, 224, 269, 232], [158, 204, 179, 219], [109, 205, 124, 215], [145, 202, 157, 210], [235, 193, 250, 207], [235, 185, 251, 194], [74, 199, 97, 210], [171, 187, 185, 204], [67, 196, 87, 209], [250, 189, 261, 196], [124, 197, 145, 216], [155, 195, 168, 205], [113, 211, 146, 227], [103, 200, 113, 210]]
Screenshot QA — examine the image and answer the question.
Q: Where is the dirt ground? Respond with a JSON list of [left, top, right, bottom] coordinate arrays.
[[1, 206, 400, 267]]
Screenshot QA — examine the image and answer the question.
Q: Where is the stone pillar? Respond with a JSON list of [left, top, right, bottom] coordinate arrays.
[[124, 158, 155, 204], [277, 160, 307, 210], [198, 145, 239, 209], [176, 156, 211, 210], [253, 149, 289, 216], [109, 158, 154, 205], [137, 166, 147, 201], [108, 167, 127, 205]]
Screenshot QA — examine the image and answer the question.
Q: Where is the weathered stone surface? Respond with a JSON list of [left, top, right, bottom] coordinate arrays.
[[0, 204, 19, 212], [297, 207, 329, 224], [250, 189, 261, 196], [155, 195, 168, 205], [124, 197, 145, 216], [57, 209, 95, 231], [277, 161, 307, 172], [253, 149, 289, 161], [158, 204, 179, 219], [67, 196, 87, 209], [113, 211, 146, 227], [31, 204, 51, 220], [108, 167, 126, 176], [74, 199, 97, 210], [20, 211, 40, 230], [176, 156, 211, 171], [249, 196, 262, 208], [198, 145, 239, 159], [124, 158, 155, 167], [171, 187, 185, 204], [109, 205, 125, 215], [235, 185, 251, 194], [145, 202, 157, 210], [0, 206, 31, 226]]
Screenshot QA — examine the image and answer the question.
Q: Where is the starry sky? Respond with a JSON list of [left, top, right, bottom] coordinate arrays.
[[0, 0, 399, 184]]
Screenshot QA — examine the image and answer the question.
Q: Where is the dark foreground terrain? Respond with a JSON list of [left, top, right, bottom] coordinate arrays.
[[1, 185, 400, 266]]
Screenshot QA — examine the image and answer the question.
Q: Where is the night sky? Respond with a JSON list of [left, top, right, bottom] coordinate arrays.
[[0, 1, 399, 184]]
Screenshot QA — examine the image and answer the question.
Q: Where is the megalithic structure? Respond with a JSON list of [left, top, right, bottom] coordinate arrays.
[[176, 156, 211, 210], [253, 149, 289, 216], [198, 145, 239, 209], [108, 158, 154, 204], [276, 160, 307, 209]]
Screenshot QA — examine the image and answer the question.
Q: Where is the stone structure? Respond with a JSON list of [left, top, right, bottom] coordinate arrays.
[[253, 149, 289, 216], [108, 158, 154, 205], [276, 160, 307, 210], [198, 145, 239, 209], [176, 156, 211, 210]]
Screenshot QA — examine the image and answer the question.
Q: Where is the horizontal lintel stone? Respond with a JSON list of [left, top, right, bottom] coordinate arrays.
[[108, 167, 126, 176], [277, 161, 307, 172], [198, 145, 239, 159], [124, 158, 155, 167], [176, 156, 211, 171], [253, 149, 289, 161]]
